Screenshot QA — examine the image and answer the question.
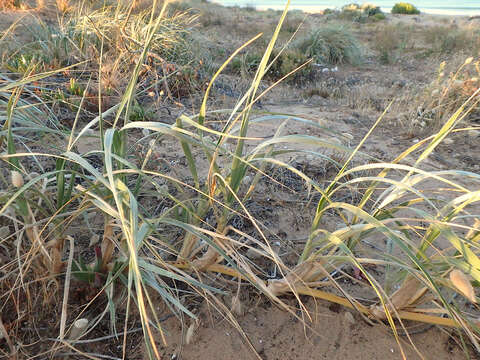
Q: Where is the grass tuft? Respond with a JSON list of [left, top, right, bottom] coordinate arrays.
[[297, 24, 363, 65]]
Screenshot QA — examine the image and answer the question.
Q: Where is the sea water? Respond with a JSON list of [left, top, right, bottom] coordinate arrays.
[[213, 0, 480, 16]]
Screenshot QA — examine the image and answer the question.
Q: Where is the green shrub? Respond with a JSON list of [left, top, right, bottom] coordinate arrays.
[[391, 2, 420, 14], [297, 25, 363, 65], [373, 12, 386, 20], [267, 48, 314, 82]]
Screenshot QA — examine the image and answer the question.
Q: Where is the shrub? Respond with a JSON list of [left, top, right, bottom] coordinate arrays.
[[373, 12, 386, 20], [267, 48, 314, 82], [229, 48, 313, 83], [391, 2, 420, 14], [337, 3, 385, 23], [297, 25, 363, 65]]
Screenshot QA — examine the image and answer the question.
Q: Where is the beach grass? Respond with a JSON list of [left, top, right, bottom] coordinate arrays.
[[0, 0, 480, 358]]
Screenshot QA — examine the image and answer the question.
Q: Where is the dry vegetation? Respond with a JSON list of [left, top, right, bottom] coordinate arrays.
[[0, 0, 479, 359]]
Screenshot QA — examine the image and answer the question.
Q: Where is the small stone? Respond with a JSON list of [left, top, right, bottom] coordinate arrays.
[[342, 133, 354, 141], [142, 128, 150, 137], [69, 318, 89, 340], [443, 138, 454, 145], [11, 170, 24, 188]]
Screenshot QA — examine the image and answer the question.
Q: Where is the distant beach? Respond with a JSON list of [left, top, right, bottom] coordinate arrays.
[[213, 1, 480, 16]]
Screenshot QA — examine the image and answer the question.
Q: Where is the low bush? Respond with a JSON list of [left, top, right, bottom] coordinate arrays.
[[391, 2, 420, 14], [373, 12, 386, 20], [229, 48, 313, 83]]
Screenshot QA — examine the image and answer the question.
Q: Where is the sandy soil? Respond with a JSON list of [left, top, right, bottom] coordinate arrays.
[[159, 298, 467, 360]]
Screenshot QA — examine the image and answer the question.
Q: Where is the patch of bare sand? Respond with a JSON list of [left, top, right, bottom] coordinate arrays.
[[158, 298, 468, 360]]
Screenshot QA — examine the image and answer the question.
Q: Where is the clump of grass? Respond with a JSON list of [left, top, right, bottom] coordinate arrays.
[[296, 24, 363, 65], [411, 57, 480, 129], [267, 48, 314, 82], [281, 14, 304, 33], [391, 2, 420, 14], [229, 47, 313, 83], [373, 12, 386, 21], [423, 26, 480, 55], [374, 24, 413, 64]]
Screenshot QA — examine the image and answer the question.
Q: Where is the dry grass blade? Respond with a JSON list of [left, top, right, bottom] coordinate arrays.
[[450, 270, 476, 304]]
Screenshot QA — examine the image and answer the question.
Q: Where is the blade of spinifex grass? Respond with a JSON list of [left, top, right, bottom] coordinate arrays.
[[102, 128, 162, 358], [285, 78, 480, 353], [228, 1, 291, 202]]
